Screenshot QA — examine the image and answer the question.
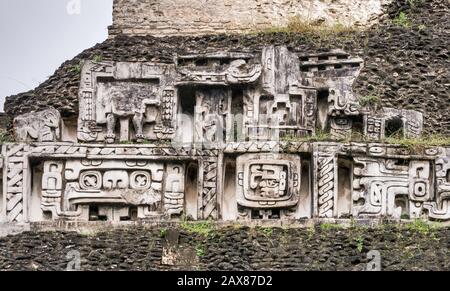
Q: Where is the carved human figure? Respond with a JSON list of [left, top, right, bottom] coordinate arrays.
[[100, 83, 160, 143], [14, 108, 61, 142]]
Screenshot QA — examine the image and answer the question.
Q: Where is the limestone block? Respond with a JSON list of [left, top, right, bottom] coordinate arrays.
[[110, 0, 394, 37]]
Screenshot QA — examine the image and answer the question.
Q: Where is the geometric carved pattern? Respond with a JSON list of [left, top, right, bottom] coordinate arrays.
[[236, 153, 301, 210], [424, 153, 450, 220], [353, 158, 409, 217], [352, 158, 433, 219], [4, 144, 28, 222], [317, 156, 336, 218], [312, 144, 339, 219], [199, 157, 219, 220]]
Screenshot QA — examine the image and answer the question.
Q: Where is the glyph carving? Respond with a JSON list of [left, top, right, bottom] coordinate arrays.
[[352, 158, 433, 219], [236, 153, 301, 220], [164, 164, 185, 217], [177, 53, 261, 86], [424, 152, 450, 220]]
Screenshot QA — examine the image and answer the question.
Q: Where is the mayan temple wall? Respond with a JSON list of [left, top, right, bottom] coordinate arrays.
[[0, 0, 449, 271], [109, 0, 393, 36]]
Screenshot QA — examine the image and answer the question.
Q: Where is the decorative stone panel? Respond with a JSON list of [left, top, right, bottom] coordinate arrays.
[[2, 45, 450, 224]]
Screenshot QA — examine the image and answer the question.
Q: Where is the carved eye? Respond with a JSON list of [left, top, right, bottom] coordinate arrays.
[[130, 171, 152, 190], [80, 171, 102, 190]]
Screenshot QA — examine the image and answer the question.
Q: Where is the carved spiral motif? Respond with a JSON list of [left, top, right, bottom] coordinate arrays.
[[318, 156, 334, 218]]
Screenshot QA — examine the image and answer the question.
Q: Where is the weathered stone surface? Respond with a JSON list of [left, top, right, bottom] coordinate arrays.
[[0, 0, 449, 227], [13, 108, 60, 142], [1, 0, 449, 273], [109, 0, 393, 37], [4, 0, 449, 136], [0, 224, 449, 271]]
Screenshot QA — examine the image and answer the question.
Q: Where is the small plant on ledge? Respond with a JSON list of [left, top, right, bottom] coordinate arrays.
[[69, 61, 83, 74], [92, 54, 104, 64], [393, 11, 411, 28], [384, 134, 450, 150]]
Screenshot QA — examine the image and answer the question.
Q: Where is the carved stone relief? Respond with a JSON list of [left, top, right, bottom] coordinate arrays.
[[247, 46, 317, 141], [194, 88, 230, 147], [424, 150, 450, 220], [77, 61, 177, 143], [352, 158, 432, 219], [199, 157, 219, 220], [3, 144, 29, 223], [38, 159, 190, 221], [3, 45, 450, 224], [177, 53, 262, 86], [313, 145, 339, 218], [364, 108, 423, 141], [299, 50, 363, 119], [236, 153, 301, 220], [14, 108, 61, 142]]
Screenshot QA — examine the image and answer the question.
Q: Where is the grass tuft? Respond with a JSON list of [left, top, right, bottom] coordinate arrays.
[[394, 12, 411, 28], [180, 221, 215, 237], [384, 134, 450, 149]]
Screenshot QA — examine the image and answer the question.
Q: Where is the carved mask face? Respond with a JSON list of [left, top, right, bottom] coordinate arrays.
[[250, 164, 287, 198]]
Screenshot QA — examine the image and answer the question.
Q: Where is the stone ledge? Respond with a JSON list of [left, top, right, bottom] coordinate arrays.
[[1, 218, 448, 237]]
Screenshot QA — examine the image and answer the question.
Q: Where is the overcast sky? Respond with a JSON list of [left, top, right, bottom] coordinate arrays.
[[0, 0, 113, 111]]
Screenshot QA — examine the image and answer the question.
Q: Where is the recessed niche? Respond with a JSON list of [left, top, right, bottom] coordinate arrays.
[[184, 162, 198, 220], [316, 89, 329, 131], [296, 159, 312, 219], [89, 206, 107, 221], [337, 159, 352, 218], [394, 196, 409, 218], [177, 87, 196, 144], [120, 207, 138, 221], [351, 115, 364, 138], [385, 116, 404, 138], [230, 89, 244, 142], [61, 117, 78, 143], [30, 162, 44, 222], [222, 159, 238, 220], [0, 171, 3, 220]]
